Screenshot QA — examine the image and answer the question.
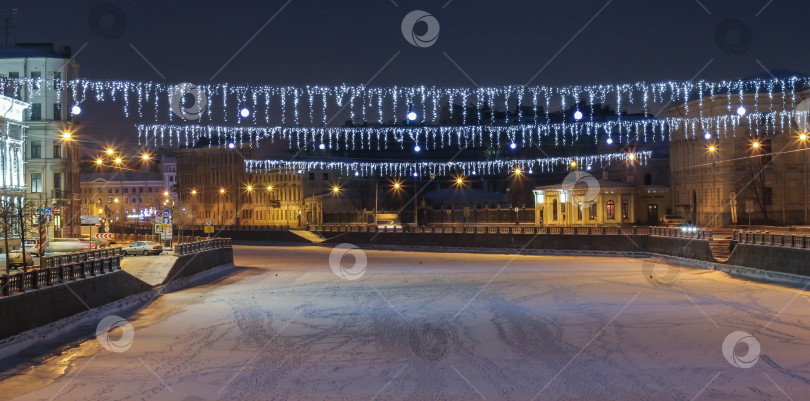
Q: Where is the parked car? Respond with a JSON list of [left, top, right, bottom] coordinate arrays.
[[8, 250, 34, 267], [122, 241, 163, 256], [661, 215, 686, 226], [23, 239, 40, 256]]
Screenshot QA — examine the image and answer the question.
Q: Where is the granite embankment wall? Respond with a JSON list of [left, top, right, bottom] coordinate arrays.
[[0, 248, 233, 341], [725, 244, 810, 276], [318, 232, 717, 261]]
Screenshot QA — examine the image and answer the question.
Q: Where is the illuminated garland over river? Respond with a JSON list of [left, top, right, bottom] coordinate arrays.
[[1, 77, 807, 126], [245, 151, 650, 177], [137, 109, 809, 149]]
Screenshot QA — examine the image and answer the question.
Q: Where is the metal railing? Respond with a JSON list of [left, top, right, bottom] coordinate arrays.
[[311, 225, 710, 239], [733, 230, 810, 249], [1, 249, 123, 298], [174, 238, 232, 256]]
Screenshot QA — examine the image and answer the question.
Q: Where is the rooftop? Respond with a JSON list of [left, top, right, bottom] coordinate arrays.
[[0, 44, 71, 59], [81, 172, 164, 183]]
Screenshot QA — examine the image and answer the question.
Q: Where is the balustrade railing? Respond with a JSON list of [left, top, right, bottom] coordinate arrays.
[[0, 249, 123, 298], [174, 238, 233, 256], [733, 230, 810, 249], [310, 225, 709, 239]]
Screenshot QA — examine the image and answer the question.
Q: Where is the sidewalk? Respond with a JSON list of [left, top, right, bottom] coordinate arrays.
[[120, 252, 176, 286]]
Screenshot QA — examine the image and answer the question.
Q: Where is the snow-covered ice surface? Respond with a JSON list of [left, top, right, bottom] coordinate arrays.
[[1, 244, 809, 400]]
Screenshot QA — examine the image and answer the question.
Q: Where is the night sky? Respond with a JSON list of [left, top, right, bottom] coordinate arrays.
[[3, 0, 808, 151]]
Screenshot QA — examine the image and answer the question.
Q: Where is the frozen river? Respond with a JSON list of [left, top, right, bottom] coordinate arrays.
[[0, 244, 808, 400]]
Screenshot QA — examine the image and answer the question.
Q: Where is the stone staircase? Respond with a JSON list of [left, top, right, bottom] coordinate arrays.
[[289, 230, 325, 243], [709, 237, 733, 262]]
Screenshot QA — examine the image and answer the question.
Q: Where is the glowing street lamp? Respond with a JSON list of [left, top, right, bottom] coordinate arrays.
[[799, 132, 808, 142], [513, 167, 522, 175], [751, 141, 761, 150], [569, 160, 577, 168], [191, 189, 198, 196], [106, 148, 115, 156], [61, 131, 72, 140], [95, 158, 104, 165], [266, 185, 273, 192], [141, 153, 151, 161], [708, 145, 717, 153], [332, 185, 341, 194], [245, 185, 253, 192], [393, 182, 401, 190], [219, 188, 226, 194], [163, 190, 170, 197], [114, 157, 123, 165]]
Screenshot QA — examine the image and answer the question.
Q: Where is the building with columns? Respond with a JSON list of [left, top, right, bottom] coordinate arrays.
[[667, 74, 810, 227], [0, 94, 28, 199], [533, 178, 670, 227], [0, 44, 81, 237]]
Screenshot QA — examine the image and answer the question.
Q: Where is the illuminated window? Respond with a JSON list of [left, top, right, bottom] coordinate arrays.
[[606, 200, 615, 220]]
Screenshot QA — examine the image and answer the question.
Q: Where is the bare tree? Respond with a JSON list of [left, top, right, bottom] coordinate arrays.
[[15, 199, 37, 271], [0, 198, 18, 274]]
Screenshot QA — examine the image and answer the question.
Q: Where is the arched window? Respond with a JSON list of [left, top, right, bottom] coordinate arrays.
[[606, 200, 615, 220], [577, 202, 583, 220], [589, 202, 597, 220], [621, 200, 629, 220], [552, 199, 558, 220]]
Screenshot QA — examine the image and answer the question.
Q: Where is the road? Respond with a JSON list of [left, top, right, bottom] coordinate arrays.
[[0, 245, 808, 400]]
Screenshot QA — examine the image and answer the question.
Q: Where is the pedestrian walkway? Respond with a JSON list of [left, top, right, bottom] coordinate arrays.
[[120, 253, 176, 286], [289, 230, 325, 243]]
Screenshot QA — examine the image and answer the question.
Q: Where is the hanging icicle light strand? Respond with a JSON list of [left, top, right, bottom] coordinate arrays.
[[135, 109, 809, 149], [245, 151, 650, 177], [2, 76, 807, 128]]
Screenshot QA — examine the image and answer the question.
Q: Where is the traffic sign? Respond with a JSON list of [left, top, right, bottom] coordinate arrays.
[[205, 219, 212, 226], [156, 210, 163, 218], [162, 216, 171, 224], [93, 233, 114, 239], [204, 225, 214, 234], [154, 223, 163, 233], [44, 207, 52, 215], [36, 208, 43, 216], [163, 209, 171, 217]]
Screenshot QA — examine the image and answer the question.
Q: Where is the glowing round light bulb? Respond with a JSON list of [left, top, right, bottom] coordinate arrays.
[[573, 110, 583, 120], [606, 137, 613, 145], [319, 143, 326, 150], [800, 133, 808, 141], [586, 165, 592, 171], [510, 142, 517, 149], [71, 105, 82, 115], [471, 171, 476, 175], [737, 106, 747, 116], [413, 172, 418, 177], [414, 145, 421, 152], [704, 132, 712, 140], [407, 111, 417, 121], [240, 107, 250, 118], [228, 142, 235, 149]]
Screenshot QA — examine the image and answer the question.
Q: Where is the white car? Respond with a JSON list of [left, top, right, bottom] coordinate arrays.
[[122, 241, 164, 256]]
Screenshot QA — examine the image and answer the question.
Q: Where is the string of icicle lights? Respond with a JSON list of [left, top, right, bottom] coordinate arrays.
[[245, 151, 650, 177], [3, 76, 807, 125], [137, 109, 810, 149]]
